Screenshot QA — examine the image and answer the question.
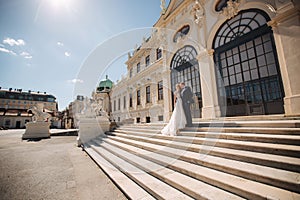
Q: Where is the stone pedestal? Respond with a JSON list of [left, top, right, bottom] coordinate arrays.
[[22, 122, 50, 140], [77, 116, 110, 147]]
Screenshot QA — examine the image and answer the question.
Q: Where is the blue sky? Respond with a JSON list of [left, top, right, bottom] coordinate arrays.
[[0, 0, 169, 110]]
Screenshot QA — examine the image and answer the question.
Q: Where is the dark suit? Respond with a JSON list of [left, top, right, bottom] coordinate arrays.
[[181, 86, 193, 127]]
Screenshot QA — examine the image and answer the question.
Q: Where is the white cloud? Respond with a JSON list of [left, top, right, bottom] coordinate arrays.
[[0, 44, 4, 47], [3, 37, 26, 46], [20, 51, 33, 59], [64, 51, 71, 57], [0, 47, 17, 56], [57, 41, 64, 46], [68, 79, 84, 84]]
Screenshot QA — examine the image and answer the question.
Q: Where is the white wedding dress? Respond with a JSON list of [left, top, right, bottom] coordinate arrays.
[[161, 91, 187, 136]]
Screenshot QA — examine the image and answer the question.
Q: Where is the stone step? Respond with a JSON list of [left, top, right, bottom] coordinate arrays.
[[193, 115, 300, 122], [121, 120, 300, 128], [88, 140, 193, 200], [179, 131, 300, 145], [83, 144, 155, 200], [118, 126, 300, 135], [92, 138, 246, 200], [107, 131, 300, 173], [117, 127, 300, 145], [114, 130, 300, 158], [185, 127, 300, 135], [105, 134, 300, 193], [193, 120, 300, 128]]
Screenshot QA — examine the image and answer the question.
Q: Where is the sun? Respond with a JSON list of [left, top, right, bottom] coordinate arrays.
[[48, 0, 72, 10]]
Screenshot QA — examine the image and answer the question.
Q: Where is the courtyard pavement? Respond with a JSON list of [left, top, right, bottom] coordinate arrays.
[[0, 129, 127, 200]]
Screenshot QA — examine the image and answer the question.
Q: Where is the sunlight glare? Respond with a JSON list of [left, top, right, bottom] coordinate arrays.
[[48, 0, 72, 10]]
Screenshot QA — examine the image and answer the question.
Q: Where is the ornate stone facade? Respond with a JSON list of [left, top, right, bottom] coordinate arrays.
[[111, 0, 300, 123]]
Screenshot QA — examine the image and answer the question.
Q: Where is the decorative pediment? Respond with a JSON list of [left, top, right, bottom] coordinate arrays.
[[155, 0, 185, 27], [169, 0, 185, 14]]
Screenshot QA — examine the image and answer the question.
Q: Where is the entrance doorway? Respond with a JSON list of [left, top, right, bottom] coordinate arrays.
[[16, 121, 21, 129], [146, 117, 151, 123], [170, 45, 202, 118]]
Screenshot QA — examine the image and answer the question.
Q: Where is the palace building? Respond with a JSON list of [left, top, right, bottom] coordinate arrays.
[[110, 0, 300, 124], [0, 87, 58, 129]]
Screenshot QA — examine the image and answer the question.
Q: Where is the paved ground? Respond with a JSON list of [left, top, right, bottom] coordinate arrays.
[[0, 129, 127, 200]]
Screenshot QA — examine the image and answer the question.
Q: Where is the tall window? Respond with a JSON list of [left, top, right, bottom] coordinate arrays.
[[137, 90, 141, 105], [213, 9, 284, 116], [156, 48, 162, 60], [145, 55, 150, 67], [130, 68, 133, 78], [113, 100, 116, 111], [123, 96, 126, 109], [171, 45, 202, 111], [5, 120, 10, 126], [146, 86, 151, 103], [118, 98, 120, 110], [137, 62, 140, 73], [158, 81, 163, 100], [129, 94, 133, 107]]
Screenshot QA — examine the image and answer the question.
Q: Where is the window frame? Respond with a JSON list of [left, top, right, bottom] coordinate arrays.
[[158, 81, 163, 101], [129, 94, 133, 107], [156, 48, 162, 60], [145, 55, 150, 67], [137, 90, 141, 105], [146, 86, 151, 103], [137, 62, 140, 73]]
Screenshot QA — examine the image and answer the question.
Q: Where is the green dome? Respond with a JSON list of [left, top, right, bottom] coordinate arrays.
[[97, 75, 113, 92]]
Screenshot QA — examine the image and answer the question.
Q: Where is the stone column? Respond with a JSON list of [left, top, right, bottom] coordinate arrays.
[[268, 3, 300, 116], [197, 49, 221, 119], [162, 69, 172, 122]]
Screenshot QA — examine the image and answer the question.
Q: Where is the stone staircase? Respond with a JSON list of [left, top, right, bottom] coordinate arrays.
[[83, 120, 300, 199]]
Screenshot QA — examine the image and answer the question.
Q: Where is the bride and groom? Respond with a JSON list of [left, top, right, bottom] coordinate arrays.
[[161, 82, 194, 136]]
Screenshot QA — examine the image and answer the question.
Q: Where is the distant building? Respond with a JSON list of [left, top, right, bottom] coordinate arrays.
[[0, 87, 58, 129], [92, 75, 113, 117], [63, 95, 85, 129]]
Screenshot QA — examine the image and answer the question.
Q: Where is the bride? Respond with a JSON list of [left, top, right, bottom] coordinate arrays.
[[161, 84, 186, 136]]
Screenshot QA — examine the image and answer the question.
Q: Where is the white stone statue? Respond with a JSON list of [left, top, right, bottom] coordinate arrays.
[[28, 103, 51, 122], [77, 97, 110, 147], [23, 103, 51, 140]]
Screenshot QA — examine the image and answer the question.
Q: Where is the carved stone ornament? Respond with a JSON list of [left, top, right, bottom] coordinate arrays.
[[222, 0, 240, 19], [192, 0, 205, 26], [161, 0, 167, 15], [157, 28, 167, 49]]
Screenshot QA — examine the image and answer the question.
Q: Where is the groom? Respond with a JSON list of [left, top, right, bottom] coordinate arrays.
[[180, 82, 193, 127]]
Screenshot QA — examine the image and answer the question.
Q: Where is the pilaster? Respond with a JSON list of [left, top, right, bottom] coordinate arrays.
[[162, 69, 172, 122], [197, 49, 221, 119], [269, 3, 300, 116]]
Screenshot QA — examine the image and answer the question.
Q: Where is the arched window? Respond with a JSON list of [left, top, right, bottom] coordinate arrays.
[[171, 45, 197, 69], [170, 45, 202, 117], [213, 9, 284, 116], [214, 10, 268, 48]]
